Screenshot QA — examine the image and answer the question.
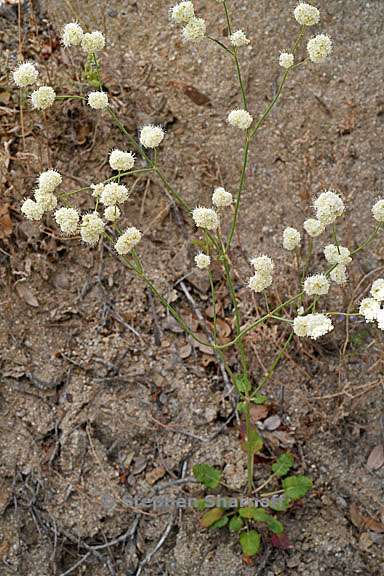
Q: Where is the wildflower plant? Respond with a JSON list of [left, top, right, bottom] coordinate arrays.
[[13, 0, 384, 562]]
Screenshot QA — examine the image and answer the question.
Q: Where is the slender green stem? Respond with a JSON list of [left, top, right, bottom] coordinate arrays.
[[226, 136, 250, 249], [254, 332, 294, 395], [208, 271, 218, 343], [207, 35, 233, 55]]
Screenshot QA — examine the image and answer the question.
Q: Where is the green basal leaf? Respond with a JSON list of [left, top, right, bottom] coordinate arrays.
[[234, 374, 251, 394], [201, 508, 224, 528], [282, 475, 313, 502], [210, 515, 229, 529], [193, 463, 221, 489], [239, 508, 284, 534], [251, 394, 268, 404], [229, 515, 244, 533], [268, 495, 290, 512], [239, 530, 261, 557], [247, 429, 263, 454], [237, 401, 247, 413], [271, 452, 295, 478]]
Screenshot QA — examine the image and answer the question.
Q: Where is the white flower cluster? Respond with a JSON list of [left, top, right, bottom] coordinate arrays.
[[62, 23, 105, 52], [115, 227, 142, 255], [229, 30, 250, 48], [293, 313, 333, 340], [359, 278, 384, 330], [307, 34, 332, 63], [13, 62, 39, 88], [372, 199, 384, 223], [21, 169, 62, 221], [314, 190, 345, 225], [227, 109, 253, 130], [279, 52, 294, 69], [195, 253, 211, 270], [248, 255, 274, 293], [80, 212, 105, 245], [283, 227, 301, 251], [212, 187, 233, 208], [55, 207, 80, 234], [88, 91, 109, 110], [31, 86, 56, 110], [324, 244, 352, 285], [304, 273, 330, 296], [170, 2, 206, 43], [294, 3, 320, 27], [303, 218, 325, 238], [140, 125, 165, 149], [100, 183, 129, 206], [192, 207, 219, 231], [109, 149, 135, 171]]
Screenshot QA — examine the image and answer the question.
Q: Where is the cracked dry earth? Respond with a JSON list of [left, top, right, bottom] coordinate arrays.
[[1, 0, 384, 575]]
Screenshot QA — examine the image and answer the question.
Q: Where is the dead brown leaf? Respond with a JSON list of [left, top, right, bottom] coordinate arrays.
[[366, 445, 384, 471], [349, 503, 384, 533], [250, 404, 269, 423], [0, 204, 12, 239], [15, 283, 39, 307]]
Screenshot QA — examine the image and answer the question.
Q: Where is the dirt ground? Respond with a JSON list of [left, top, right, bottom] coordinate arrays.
[[1, 0, 384, 574]]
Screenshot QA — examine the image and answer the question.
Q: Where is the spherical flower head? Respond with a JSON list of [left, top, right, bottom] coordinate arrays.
[[248, 271, 273, 293], [303, 218, 325, 237], [304, 273, 330, 296], [314, 190, 344, 225], [212, 187, 233, 208], [195, 253, 211, 270], [88, 91, 109, 110], [294, 313, 333, 340], [38, 170, 62, 193], [31, 86, 56, 110], [13, 62, 38, 88], [227, 109, 253, 130], [62, 22, 83, 47], [376, 309, 384, 331], [104, 205, 121, 222], [170, 1, 195, 24], [359, 297, 380, 322], [115, 227, 142, 255], [182, 17, 206, 42], [54, 207, 80, 234], [372, 199, 384, 222], [283, 227, 301, 251], [139, 125, 165, 149], [21, 198, 44, 221], [192, 207, 219, 231], [91, 183, 105, 198], [109, 149, 135, 171], [250, 255, 274, 275], [34, 189, 58, 212], [80, 212, 105, 245], [307, 34, 332, 63], [294, 3, 320, 26], [370, 278, 384, 302], [279, 52, 294, 69], [330, 264, 347, 285], [101, 183, 129, 206], [229, 30, 250, 48], [81, 31, 105, 52], [323, 244, 352, 266]]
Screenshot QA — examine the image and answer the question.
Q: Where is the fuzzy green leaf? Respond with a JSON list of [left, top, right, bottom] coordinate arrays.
[[272, 453, 295, 478], [247, 429, 263, 454], [268, 495, 290, 512], [282, 475, 312, 502], [239, 530, 261, 557], [234, 374, 251, 394], [239, 508, 283, 534], [211, 515, 229, 529], [251, 394, 268, 405], [193, 463, 221, 489], [200, 508, 224, 528], [229, 516, 244, 533]]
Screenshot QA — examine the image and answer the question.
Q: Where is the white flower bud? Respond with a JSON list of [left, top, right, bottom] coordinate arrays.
[[303, 218, 325, 237], [229, 30, 250, 48], [170, 2, 195, 24], [248, 271, 273, 293], [104, 206, 121, 222], [250, 255, 274, 275], [38, 170, 62, 193], [34, 190, 58, 212], [91, 183, 105, 198], [314, 190, 344, 225], [330, 264, 347, 285]]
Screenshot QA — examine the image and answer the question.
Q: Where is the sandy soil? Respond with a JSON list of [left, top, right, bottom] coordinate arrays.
[[1, 0, 384, 574]]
